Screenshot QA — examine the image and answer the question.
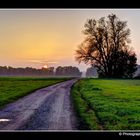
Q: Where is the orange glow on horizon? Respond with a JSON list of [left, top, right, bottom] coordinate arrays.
[[42, 65, 48, 69]]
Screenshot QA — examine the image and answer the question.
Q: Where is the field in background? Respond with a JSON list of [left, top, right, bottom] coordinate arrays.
[[71, 79, 140, 130], [0, 77, 71, 109]]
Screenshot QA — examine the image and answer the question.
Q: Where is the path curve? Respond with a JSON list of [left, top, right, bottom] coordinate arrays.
[[0, 79, 79, 130]]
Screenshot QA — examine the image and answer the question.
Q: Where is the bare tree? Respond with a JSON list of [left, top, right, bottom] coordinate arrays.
[[75, 14, 137, 78]]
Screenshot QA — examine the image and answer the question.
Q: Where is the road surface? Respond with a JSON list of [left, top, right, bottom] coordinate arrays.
[[0, 79, 79, 130]]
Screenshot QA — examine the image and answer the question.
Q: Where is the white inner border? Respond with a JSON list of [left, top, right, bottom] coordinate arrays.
[[0, 8, 139, 132]]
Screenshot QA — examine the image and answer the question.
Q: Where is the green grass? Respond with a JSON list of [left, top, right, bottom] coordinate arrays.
[[0, 77, 71, 109], [71, 78, 140, 130]]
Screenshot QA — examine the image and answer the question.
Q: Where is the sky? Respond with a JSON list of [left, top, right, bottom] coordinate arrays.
[[0, 9, 140, 72]]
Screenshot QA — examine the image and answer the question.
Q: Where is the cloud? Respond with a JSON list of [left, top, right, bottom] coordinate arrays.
[[47, 61, 58, 64], [27, 60, 59, 64]]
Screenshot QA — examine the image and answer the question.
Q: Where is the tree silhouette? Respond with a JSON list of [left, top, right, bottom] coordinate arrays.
[[75, 14, 137, 78]]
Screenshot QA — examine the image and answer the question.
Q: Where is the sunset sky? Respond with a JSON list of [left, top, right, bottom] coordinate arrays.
[[0, 9, 140, 72]]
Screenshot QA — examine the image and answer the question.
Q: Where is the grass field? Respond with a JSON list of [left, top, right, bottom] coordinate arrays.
[[0, 77, 70, 109], [71, 79, 140, 130]]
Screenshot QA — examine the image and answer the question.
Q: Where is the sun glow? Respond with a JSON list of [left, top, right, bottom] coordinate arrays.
[[42, 65, 48, 69]]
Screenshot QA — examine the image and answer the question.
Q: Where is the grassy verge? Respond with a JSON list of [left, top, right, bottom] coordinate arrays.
[[71, 80, 101, 130], [71, 78, 140, 130], [0, 77, 71, 109]]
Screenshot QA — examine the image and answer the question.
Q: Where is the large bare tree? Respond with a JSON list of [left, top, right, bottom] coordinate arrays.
[[75, 14, 137, 78]]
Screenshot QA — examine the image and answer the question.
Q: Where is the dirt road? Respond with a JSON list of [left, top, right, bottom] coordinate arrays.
[[0, 79, 79, 130]]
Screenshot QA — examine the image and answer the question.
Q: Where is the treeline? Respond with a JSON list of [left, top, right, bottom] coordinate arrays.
[[55, 66, 82, 77], [0, 66, 82, 77]]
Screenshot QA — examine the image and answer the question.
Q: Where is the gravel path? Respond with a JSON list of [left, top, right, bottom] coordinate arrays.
[[0, 79, 78, 130]]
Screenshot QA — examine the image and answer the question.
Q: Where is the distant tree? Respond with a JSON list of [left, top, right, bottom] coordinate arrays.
[[75, 14, 137, 78], [55, 66, 62, 76], [134, 74, 140, 79], [86, 66, 98, 77], [0, 66, 8, 75], [134, 65, 140, 78], [47, 67, 54, 76], [55, 66, 81, 77]]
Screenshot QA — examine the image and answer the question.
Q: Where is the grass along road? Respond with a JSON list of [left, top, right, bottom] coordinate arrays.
[[71, 79, 140, 130], [0, 77, 71, 109]]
